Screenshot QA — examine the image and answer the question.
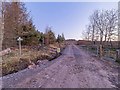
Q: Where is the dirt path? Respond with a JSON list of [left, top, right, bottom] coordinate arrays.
[[2, 44, 119, 88]]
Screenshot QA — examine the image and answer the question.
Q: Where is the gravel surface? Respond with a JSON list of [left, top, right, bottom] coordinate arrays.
[[1, 44, 119, 88]]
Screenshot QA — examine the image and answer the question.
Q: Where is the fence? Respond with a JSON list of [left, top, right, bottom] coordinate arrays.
[[81, 45, 120, 62]]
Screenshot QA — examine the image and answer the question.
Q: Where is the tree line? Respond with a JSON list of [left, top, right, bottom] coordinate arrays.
[[2, 2, 65, 49], [83, 9, 118, 48]]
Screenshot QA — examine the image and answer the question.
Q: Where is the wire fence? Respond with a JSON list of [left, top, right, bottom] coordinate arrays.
[[80, 45, 120, 62]]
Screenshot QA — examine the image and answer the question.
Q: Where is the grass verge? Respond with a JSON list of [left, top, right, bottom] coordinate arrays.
[[1, 43, 65, 76]]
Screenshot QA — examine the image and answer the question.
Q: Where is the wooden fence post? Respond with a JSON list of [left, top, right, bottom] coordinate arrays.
[[96, 45, 99, 56], [116, 49, 120, 62], [99, 45, 103, 58], [108, 49, 110, 57]]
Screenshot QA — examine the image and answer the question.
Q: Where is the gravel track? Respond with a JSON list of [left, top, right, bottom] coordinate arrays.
[[1, 44, 119, 88]]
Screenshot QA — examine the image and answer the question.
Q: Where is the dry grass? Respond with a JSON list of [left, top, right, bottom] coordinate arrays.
[[1, 43, 65, 76], [103, 50, 117, 60]]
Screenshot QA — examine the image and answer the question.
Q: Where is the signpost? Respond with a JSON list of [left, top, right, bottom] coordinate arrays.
[[17, 37, 23, 58], [57, 48, 60, 53]]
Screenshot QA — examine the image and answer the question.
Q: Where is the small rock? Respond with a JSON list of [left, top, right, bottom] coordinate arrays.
[[45, 75, 49, 79], [28, 64, 36, 69]]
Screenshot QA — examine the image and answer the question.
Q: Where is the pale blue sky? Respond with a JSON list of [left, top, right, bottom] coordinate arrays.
[[25, 2, 118, 40]]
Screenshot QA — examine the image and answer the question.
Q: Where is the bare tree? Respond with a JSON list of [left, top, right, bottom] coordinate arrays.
[[89, 14, 95, 42], [0, 1, 6, 50], [106, 9, 118, 47], [82, 25, 92, 41], [119, 2, 120, 48], [83, 9, 118, 47]]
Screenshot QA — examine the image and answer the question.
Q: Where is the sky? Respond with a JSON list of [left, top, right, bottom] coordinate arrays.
[[24, 2, 118, 40]]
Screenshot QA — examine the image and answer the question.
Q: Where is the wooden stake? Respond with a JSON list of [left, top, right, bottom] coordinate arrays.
[[99, 45, 103, 58]]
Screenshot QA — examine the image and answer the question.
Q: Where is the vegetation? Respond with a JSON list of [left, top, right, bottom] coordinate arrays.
[[1, 43, 65, 76], [2, 2, 39, 48], [1, 2, 66, 76], [57, 33, 65, 43], [82, 9, 118, 48], [44, 27, 56, 45], [80, 9, 120, 62], [2, 2, 65, 49]]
